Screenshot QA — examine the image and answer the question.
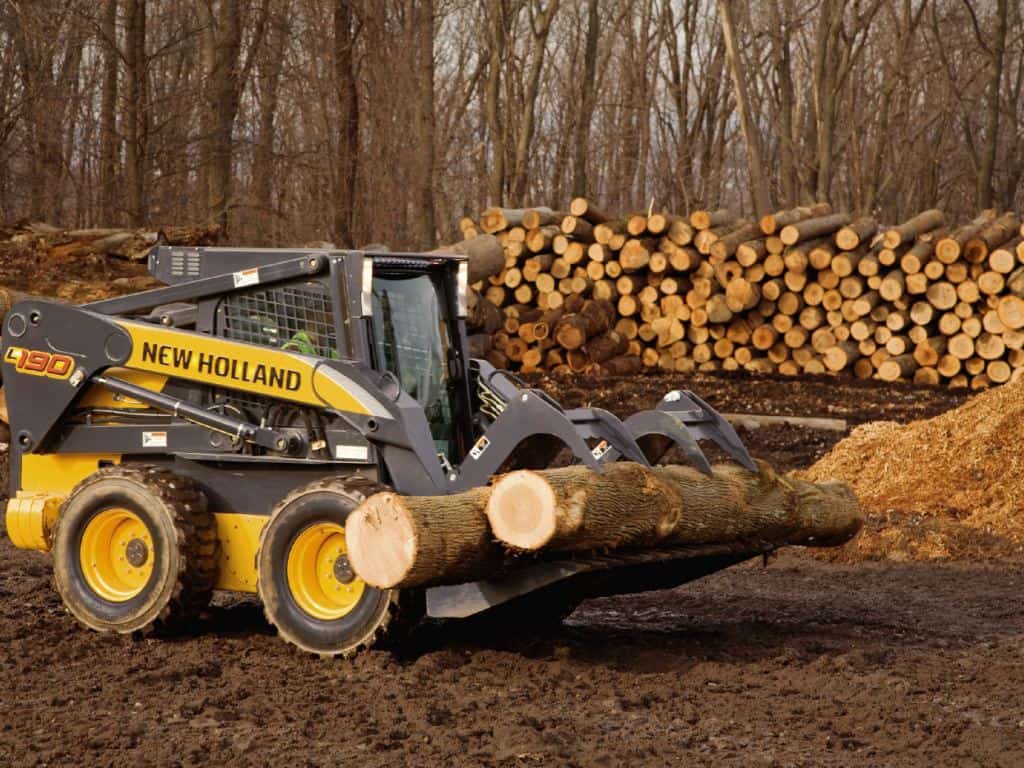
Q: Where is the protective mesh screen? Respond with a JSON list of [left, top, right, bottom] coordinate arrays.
[[219, 282, 336, 358]]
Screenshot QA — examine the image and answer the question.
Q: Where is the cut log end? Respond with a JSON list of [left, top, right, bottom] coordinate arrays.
[[345, 492, 417, 589], [485, 470, 559, 550]]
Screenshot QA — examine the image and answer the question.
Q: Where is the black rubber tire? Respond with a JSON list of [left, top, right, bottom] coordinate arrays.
[[257, 476, 422, 657], [51, 465, 218, 634]]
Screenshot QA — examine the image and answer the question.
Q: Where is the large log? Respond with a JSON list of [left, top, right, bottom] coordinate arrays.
[[780, 213, 851, 246], [345, 486, 498, 589], [935, 210, 997, 263], [690, 208, 735, 230], [835, 217, 878, 251], [759, 203, 832, 235], [433, 234, 505, 284], [480, 207, 553, 234], [488, 461, 860, 552], [346, 462, 862, 589], [554, 299, 615, 349], [881, 209, 945, 249], [963, 212, 1021, 262]]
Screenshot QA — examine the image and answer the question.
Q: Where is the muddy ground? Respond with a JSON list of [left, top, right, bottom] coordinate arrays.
[[4, 372, 1023, 766]]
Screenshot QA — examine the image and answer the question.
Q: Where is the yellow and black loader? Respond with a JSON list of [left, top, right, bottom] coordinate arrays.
[[2, 245, 758, 656]]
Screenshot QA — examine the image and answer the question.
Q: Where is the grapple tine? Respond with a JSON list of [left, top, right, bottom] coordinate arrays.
[[657, 390, 758, 472], [622, 409, 714, 475], [563, 407, 652, 468]]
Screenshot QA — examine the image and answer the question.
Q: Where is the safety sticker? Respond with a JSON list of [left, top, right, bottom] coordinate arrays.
[[469, 435, 490, 460], [143, 431, 168, 448], [591, 440, 611, 460], [335, 444, 369, 461], [232, 267, 260, 288]]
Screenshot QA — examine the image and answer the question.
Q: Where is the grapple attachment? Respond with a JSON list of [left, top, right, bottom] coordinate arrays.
[[470, 362, 755, 478], [621, 390, 757, 475]]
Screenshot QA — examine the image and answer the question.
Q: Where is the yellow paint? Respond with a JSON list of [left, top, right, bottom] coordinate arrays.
[[117, 321, 374, 415], [285, 521, 364, 619], [213, 512, 267, 593], [7, 454, 121, 552], [20, 453, 121, 495], [79, 368, 168, 410], [5, 494, 61, 551], [78, 508, 154, 602]]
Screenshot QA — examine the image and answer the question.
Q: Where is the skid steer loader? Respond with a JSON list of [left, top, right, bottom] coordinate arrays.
[[2, 246, 760, 656]]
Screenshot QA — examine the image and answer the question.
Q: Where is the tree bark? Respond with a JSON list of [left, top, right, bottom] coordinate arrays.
[[571, 0, 599, 197], [484, 0, 512, 205], [717, 0, 771, 215], [98, 0, 119, 223], [252, 7, 288, 243], [510, 0, 560, 205], [197, 0, 242, 231], [412, 0, 437, 247], [976, 0, 1007, 210], [124, 0, 148, 226], [197, 0, 266, 233], [333, 0, 359, 247], [345, 462, 862, 589]]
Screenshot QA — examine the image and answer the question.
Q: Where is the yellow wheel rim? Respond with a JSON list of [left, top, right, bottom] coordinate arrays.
[[79, 508, 154, 602], [286, 522, 365, 621]]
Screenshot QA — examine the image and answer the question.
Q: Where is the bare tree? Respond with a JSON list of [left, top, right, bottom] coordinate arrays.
[[332, 0, 359, 246], [412, 0, 437, 247], [509, 0, 560, 205], [571, 0, 599, 198], [718, 0, 771, 214], [0, 0, 1021, 241], [98, 0, 119, 222], [196, 0, 267, 232]]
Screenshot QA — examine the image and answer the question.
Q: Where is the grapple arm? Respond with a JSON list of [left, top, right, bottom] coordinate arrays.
[[465, 362, 754, 479], [619, 390, 757, 474]]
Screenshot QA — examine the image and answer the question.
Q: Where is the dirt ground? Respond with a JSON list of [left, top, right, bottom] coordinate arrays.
[[4, 372, 1024, 767]]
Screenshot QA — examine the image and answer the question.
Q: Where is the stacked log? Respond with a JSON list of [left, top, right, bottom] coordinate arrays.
[[462, 201, 1024, 390]]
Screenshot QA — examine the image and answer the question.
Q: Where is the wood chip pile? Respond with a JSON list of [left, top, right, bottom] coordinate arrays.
[[804, 376, 1024, 557]]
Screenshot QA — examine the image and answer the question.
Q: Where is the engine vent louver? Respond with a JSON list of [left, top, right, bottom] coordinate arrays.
[[169, 248, 202, 278]]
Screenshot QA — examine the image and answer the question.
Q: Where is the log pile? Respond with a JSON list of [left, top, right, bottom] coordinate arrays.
[[345, 460, 862, 589], [1, 222, 221, 262], [461, 201, 1024, 389]]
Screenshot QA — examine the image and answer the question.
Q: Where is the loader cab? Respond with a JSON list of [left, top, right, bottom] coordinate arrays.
[[139, 246, 475, 465], [364, 259, 471, 464]]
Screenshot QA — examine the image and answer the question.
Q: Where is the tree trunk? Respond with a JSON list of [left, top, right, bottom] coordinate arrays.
[[333, 0, 359, 247], [345, 462, 862, 589], [412, 0, 437, 247], [346, 487, 499, 589], [484, 0, 510, 205], [768, 0, 798, 206], [252, 9, 287, 243], [510, 0, 560, 205], [197, 0, 259, 233], [717, 0, 771, 215], [571, 0, 599, 197], [977, 0, 1007, 210], [98, 0, 119, 223], [124, 0, 148, 226]]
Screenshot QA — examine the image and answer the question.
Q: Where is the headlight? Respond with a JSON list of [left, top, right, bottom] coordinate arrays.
[[360, 256, 373, 316], [456, 261, 469, 317]]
